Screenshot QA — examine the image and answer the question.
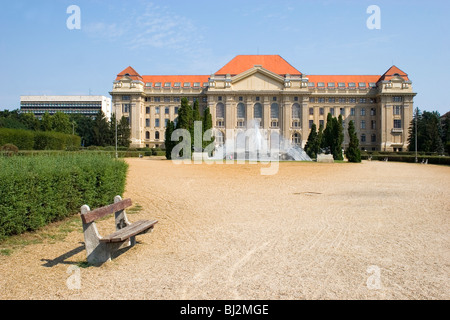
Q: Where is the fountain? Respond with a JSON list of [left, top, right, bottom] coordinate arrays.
[[210, 119, 312, 162]]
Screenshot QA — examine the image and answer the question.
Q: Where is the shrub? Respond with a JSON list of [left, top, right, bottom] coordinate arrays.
[[0, 128, 80, 151], [0, 153, 128, 240], [0, 144, 19, 157]]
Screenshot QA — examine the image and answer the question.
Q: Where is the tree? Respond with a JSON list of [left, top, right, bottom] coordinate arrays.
[[164, 120, 175, 160], [317, 123, 324, 154], [117, 116, 131, 148], [346, 120, 361, 163], [408, 109, 444, 154], [322, 113, 334, 154], [305, 123, 319, 159], [92, 110, 110, 146], [69, 113, 94, 147], [52, 112, 72, 134], [41, 112, 53, 132], [332, 115, 345, 160], [176, 97, 194, 158]]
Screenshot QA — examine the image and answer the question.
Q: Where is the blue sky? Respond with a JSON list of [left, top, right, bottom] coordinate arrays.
[[0, 0, 449, 114]]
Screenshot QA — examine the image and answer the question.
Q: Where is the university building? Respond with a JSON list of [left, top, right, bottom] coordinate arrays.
[[20, 95, 112, 120], [110, 55, 416, 152]]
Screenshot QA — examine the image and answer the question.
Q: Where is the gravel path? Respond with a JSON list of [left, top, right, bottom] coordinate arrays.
[[0, 159, 449, 299]]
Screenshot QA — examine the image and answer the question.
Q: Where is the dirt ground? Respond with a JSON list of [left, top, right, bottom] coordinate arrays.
[[0, 158, 449, 300]]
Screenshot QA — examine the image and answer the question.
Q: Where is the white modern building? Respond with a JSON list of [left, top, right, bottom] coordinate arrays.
[[20, 95, 112, 120]]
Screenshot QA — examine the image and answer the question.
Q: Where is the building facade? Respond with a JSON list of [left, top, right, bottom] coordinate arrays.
[[20, 95, 112, 120], [110, 55, 416, 152]]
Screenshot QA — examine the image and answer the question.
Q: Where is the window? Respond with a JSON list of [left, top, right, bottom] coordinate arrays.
[[254, 103, 263, 119], [154, 82, 162, 88], [216, 103, 225, 118], [309, 108, 314, 115], [328, 98, 335, 103], [319, 120, 324, 127], [349, 98, 356, 103], [360, 98, 367, 103], [183, 82, 191, 87], [145, 131, 150, 140], [203, 82, 209, 87], [155, 131, 160, 140], [122, 104, 130, 113], [359, 82, 367, 88], [393, 105, 402, 115], [340, 108, 345, 116], [339, 98, 346, 104], [273, 97, 277, 101], [271, 103, 279, 118], [308, 82, 315, 88], [370, 108, 376, 116], [348, 82, 356, 88], [271, 120, 279, 128], [174, 97, 180, 102], [292, 103, 301, 119], [361, 120, 366, 129], [237, 103, 245, 118], [165, 119, 169, 127], [174, 82, 181, 88], [122, 95, 130, 101], [369, 83, 377, 88], [215, 131, 224, 144], [145, 83, 152, 87], [216, 120, 224, 128], [361, 108, 366, 116], [330, 108, 335, 116], [294, 96, 299, 102], [165, 107, 170, 115], [393, 96, 403, 102], [320, 107, 324, 115], [237, 120, 245, 128], [239, 96, 243, 101], [154, 97, 161, 102], [394, 119, 402, 129], [292, 133, 301, 145], [164, 97, 171, 103], [145, 119, 150, 127], [175, 107, 179, 114], [318, 97, 325, 103], [164, 82, 171, 88], [361, 134, 366, 142], [202, 97, 207, 102], [317, 82, 325, 88], [146, 107, 150, 114], [371, 120, 376, 130], [371, 134, 376, 143], [255, 96, 260, 101], [309, 120, 314, 129], [350, 108, 355, 116], [155, 119, 160, 127], [218, 96, 222, 101], [193, 82, 200, 88], [309, 97, 315, 103], [338, 82, 346, 88], [328, 82, 335, 88], [155, 107, 160, 114]]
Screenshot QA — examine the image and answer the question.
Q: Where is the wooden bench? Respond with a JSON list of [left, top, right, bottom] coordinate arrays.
[[80, 195, 158, 265]]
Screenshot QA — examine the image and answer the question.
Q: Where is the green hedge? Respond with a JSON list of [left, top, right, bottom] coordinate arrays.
[[0, 128, 80, 150], [0, 154, 128, 240], [362, 154, 450, 165]]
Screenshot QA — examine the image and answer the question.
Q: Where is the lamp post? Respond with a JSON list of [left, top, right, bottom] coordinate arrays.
[[415, 107, 418, 163]]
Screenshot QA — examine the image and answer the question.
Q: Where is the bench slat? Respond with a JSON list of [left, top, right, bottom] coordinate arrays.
[[100, 220, 158, 243], [81, 198, 132, 224]]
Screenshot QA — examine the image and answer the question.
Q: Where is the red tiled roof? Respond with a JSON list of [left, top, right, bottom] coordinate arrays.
[[379, 65, 409, 81], [116, 66, 143, 82], [215, 55, 302, 76]]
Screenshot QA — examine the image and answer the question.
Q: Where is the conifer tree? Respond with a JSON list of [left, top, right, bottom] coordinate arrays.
[[164, 120, 175, 159], [346, 120, 361, 162], [305, 123, 318, 159]]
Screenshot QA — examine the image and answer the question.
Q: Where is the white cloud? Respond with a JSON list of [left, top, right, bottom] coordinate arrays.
[[83, 2, 203, 52]]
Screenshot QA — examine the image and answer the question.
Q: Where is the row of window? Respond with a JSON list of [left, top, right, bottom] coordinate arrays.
[[21, 103, 101, 107], [310, 97, 376, 104], [308, 82, 377, 88], [145, 82, 208, 88]]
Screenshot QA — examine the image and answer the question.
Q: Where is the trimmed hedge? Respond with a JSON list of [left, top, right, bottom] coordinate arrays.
[[0, 128, 80, 151], [362, 154, 450, 165], [0, 154, 128, 240]]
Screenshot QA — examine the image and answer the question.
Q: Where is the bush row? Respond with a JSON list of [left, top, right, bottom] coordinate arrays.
[[361, 154, 450, 165], [0, 153, 128, 240], [0, 128, 80, 151]]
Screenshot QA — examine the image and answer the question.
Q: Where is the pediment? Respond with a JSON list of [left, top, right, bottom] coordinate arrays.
[[231, 67, 285, 91]]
